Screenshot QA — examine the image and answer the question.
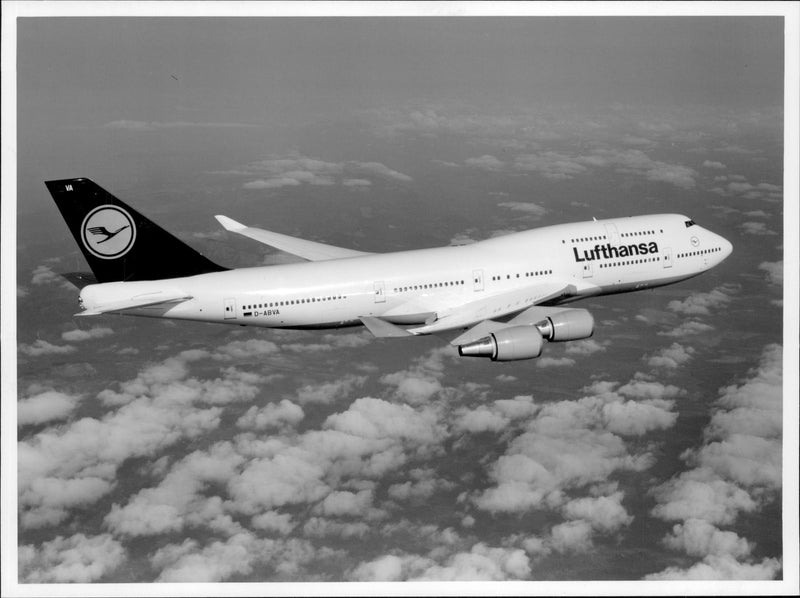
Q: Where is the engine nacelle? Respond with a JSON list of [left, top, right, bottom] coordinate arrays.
[[534, 308, 594, 342], [458, 326, 543, 362]]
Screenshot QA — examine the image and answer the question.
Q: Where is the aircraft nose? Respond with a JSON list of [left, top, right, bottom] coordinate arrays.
[[719, 235, 733, 260]]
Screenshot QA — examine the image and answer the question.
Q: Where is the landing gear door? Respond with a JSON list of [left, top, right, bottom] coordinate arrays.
[[224, 297, 237, 320]]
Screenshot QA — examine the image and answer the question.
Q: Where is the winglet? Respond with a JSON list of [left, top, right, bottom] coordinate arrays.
[[215, 215, 373, 261], [215, 215, 247, 232]]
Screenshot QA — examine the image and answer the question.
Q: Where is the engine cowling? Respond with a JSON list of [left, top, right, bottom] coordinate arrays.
[[534, 308, 594, 342], [458, 326, 543, 361]]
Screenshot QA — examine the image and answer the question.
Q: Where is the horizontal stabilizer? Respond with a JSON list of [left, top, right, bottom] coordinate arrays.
[[78, 292, 192, 316], [359, 316, 414, 338], [216, 215, 372, 261], [59, 272, 98, 289]]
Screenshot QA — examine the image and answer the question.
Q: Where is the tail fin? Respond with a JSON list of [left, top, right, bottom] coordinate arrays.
[[45, 178, 227, 283]]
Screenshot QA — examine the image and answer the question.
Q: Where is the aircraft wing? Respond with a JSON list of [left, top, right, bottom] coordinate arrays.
[[215, 215, 373, 261], [407, 282, 576, 336], [77, 291, 193, 316]]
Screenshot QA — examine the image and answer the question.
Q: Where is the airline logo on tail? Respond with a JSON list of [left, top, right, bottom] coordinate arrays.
[[81, 205, 136, 259]]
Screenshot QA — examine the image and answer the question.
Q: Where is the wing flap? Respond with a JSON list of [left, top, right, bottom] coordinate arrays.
[[409, 282, 576, 336], [216, 215, 372, 261], [359, 316, 414, 338]]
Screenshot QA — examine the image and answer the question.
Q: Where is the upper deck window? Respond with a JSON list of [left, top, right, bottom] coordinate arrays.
[[685, 219, 696, 228]]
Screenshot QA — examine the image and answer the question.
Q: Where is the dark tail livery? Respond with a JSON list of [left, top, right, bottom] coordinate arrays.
[[45, 178, 227, 283]]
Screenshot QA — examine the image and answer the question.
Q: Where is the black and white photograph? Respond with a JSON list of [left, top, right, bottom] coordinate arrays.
[[2, 2, 798, 595]]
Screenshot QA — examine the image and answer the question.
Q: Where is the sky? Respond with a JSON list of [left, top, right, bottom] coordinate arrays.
[[3, 2, 799, 595]]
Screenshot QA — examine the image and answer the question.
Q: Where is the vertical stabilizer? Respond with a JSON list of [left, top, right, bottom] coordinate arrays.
[[45, 178, 227, 282]]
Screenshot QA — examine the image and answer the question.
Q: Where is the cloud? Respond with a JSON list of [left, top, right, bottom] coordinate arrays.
[[18, 351, 260, 528], [379, 347, 453, 404], [465, 155, 504, 170], [535, 356, 576, 368], [315, 489, 373, 517], [303, 517, 371, 539], [716, 144, 763, 155], [411, 543, 531, 581], [562, 491, 633, 533], [616, 379, 684, 401], [514, 151, 589, 180], [18, 390, 81, 425], [510, 147, 697, 188], [293, 375, 367, 405], [236, 399, 304, 430], [251, 511, 296, 535], [19, 533, 126, 582], [342, 178, 372, 187], [662, 519, 752, 559], [549, 519, 594, 553], [714, 177, 783, 201], [646, 342, 695, 369], [218, 153, 412, 190], [151, 533, 277, 582], [652, 471, 758, 526], [648, 345, 782, 579], [580, 148, 697, 188], [388, 468, 455, 502], [497, 202, 548, 217], [61, 326, 114, 342], [352, 161, 413, 182], [349, 554, 406, 581], [475, 411, 652, 513], [658, 320, 714, 337], [105, 442, 246, 537], [103, 120, 250, 131], [472, 373, 682, 521], [243, 177, 303, 189], [564, 339, 606, 355], [211, 338, 280, 360], [453, 395, 538, 435], [758, 261, 782, 285], [667, 284, 737, 316], [740, 221, 777, 236], [31, 264, 71, 288], [19, 339, 77, 356], [645, 554, 782, 580], [228, 395, 446, 519]]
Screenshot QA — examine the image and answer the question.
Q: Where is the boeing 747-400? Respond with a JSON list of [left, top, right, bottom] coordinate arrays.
[[46, 178, 732, 361]]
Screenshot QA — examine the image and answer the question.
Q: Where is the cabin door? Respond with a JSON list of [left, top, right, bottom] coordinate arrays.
[[473, 269, 485, 292], [662, 248, 673, 268], [374, 281, 386, 303], [224, 298, 237, 320]]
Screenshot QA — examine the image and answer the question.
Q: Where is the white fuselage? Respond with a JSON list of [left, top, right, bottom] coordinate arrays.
[[78, 213, 733, 333]]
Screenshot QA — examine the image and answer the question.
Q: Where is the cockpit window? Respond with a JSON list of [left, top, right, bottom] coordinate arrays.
[[684, 219, 696, 228]]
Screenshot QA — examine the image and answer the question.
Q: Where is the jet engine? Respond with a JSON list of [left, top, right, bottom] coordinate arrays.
[[533, 308, 594, 342], [457, 309, 594, 361], [458, 326, 543, 362]]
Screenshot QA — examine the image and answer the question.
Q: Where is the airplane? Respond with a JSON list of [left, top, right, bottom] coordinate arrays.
[[45, 178, 733, 362]]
